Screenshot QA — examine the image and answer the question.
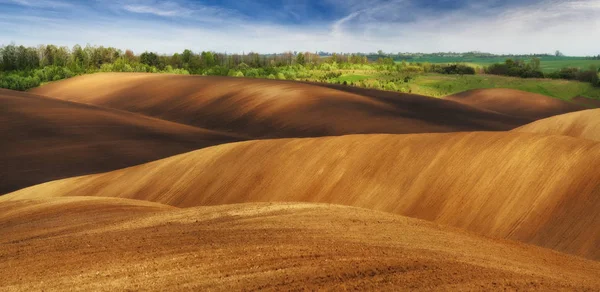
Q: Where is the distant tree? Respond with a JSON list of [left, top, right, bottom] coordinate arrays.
[[54, 46, 70, 67], [555, 50, 564, 57], [295, 52, 306, 66], [42, 45, 58, 67], [201, 51, 216, 68], [1, 44, 18, 71], [530, 57, 541, 71], [170, 53, 182, 68], [71, 45, 88, 70], [124, 50, 136, 63], [140, 52, 159, 67], [181, 49, 193, 64]]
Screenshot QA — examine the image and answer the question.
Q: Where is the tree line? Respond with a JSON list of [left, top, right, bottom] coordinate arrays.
[[485, 58, 599, 86], [0, 43, 477, 91], [1, 43, 597, 92]]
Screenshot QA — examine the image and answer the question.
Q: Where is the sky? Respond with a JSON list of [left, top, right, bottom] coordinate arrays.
[[0, 0, 599, 55]]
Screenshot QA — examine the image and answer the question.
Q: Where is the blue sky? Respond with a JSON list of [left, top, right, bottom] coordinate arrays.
[[1, 0, 599, 55]]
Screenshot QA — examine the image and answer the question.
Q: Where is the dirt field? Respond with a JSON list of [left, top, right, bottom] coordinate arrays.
[[514, 109, 600, 141], [1, 199, 599, 291], [30, 73, 532, 137], [0, 88, 240, 194], [445, 88, 588, 119], [6, 131, 600, 260], [2, 75, 599, 290]]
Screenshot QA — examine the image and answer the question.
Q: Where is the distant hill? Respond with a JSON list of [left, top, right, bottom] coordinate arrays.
[[30, 73, 530, 138]]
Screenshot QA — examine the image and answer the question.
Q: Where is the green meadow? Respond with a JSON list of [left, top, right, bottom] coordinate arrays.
[[402, 57, 600, 73], [333, 71, 600, 100]]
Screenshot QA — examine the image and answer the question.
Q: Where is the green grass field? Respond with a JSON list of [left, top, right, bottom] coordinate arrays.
[[409, 74, 600, 99], [401, 57, 600, 73], [336, 74, 371, 83], [332, 70, 600, 100]]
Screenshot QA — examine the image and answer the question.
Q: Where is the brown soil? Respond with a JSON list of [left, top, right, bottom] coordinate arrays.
[[514, 109, 600, 141], [0, 88, 240, 194], [4, 76, 599, 290], [6, 132, 599, 260], [572, 96, 600, 108], [445, 88, 588, 119], [30, 73, 529, 138], [1, 198, 598, 291]]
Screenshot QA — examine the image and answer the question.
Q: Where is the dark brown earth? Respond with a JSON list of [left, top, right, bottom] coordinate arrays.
[[30, 73, 530, 138], [445, 88, 589, 119], [0, 88, 240, 194]]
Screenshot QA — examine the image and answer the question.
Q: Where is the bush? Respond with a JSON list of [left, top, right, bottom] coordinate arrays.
[[244, 69, 261, 78], [439, 64, 476, 75], [485, 59, 544, 78], [385, 82, 397, 91], [548, 68, 600, 85], [0, 74, 41, 90], [371, 80, 381, 89]]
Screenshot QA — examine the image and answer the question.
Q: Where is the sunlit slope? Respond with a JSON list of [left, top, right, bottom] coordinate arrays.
[[513, 109, 600, 141], [445, 88, 588, 119], [1, 199, 598, 291], [30, 73, 528, 137], [7, 132, 600, 260], [0, 88, 239, 194]]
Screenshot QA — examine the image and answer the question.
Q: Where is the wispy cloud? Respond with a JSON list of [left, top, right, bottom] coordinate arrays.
[[0, 0, 72, 8], [123, 4, 187, 17], [1, 0, 599, 55]]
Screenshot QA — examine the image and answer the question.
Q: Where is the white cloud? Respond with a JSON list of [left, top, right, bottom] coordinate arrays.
[[1, 0, 599, 55], [123, 4, 186, 17], [0, 0, 72, 8], [326, 0, 600, 55]]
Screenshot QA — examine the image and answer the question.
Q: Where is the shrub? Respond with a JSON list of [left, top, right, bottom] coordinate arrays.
[[485, 59, 544, 78], [0, 74, 41, 90], [440, 64, 476, 75], [385, 82, 397, 91]]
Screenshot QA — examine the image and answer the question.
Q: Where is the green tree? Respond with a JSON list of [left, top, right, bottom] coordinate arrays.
[[530, 57, 541, 71], [295, 53, 306, 66], [140, 52, 159, 67], [1, 44, 18, 70]]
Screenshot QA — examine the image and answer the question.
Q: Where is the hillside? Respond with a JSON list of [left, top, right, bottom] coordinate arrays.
[[1, 199, 598, 290], [572, 96, 600, 108], [0, 88, 240, 194], [6, 132, 599, 260], [514, 109, 600, 141], [29, 73, 530, 138], [445, 88, 588, 119]]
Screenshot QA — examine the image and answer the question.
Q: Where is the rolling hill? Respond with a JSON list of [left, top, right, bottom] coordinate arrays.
[[6, 132, 599, 260], [1, 198, 598, 290], [514, 109, 600, 141], [572, 96, 600, 108], [29, 73, 530, 138], [445, 88, 588, 119], [0, 88, 240, 194]]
